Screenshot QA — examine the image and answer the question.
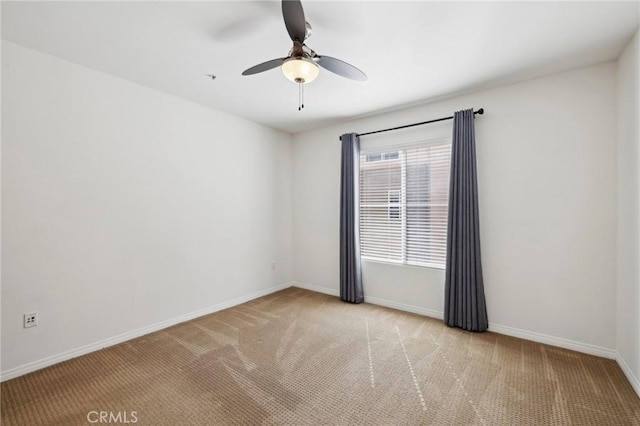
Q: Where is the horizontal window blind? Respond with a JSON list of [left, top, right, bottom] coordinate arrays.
[[359, 140, 451, 268]]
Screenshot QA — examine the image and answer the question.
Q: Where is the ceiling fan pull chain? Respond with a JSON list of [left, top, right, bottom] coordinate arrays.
[[298, 81, 305, 111]]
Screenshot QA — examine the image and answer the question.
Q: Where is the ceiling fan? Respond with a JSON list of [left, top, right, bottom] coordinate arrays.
[[242, 0, 367, 94]]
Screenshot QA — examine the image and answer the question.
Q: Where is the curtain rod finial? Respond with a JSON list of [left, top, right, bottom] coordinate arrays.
[[476, 108, 484, 115]]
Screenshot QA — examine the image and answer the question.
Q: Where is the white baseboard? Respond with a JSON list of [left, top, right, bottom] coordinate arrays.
[[616, 352, 640, 398], [292, 282, 618, 360], [292, 281, 339, 297], [0, 282, 293, 382], [291, 283, 444, 321], [365, 296, 617, 360], [487, 323, 617, 359], [291, 282, 443, 319], [364, 295, 444, 320], [6, 281, 630, 395]]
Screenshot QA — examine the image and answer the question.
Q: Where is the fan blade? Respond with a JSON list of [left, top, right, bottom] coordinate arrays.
[[242, 58, 287, 76], [316, 56, 367, 81], [282, 0, 307, 42]]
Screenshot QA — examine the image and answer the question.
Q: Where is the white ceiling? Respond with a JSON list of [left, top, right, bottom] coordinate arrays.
[[2, 1, 639, 134]]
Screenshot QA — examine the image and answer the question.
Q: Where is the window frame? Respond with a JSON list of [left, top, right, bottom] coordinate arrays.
[[359, 138, 451, 270]]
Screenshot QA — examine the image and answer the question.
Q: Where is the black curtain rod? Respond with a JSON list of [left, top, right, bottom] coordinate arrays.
[[340, 108, 484, 140]]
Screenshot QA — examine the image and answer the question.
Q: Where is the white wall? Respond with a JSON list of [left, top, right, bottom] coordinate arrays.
[[1, 36, 631, 387], [1, 41, 293, 377], [616, 29, 640, 394], [293, 62, 618, 356]]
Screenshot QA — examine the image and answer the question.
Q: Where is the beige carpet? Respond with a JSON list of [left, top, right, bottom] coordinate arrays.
[[2, 287, 639, 425]]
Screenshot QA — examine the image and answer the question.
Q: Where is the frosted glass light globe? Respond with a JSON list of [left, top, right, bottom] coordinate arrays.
[[282, 57, 319, 84]]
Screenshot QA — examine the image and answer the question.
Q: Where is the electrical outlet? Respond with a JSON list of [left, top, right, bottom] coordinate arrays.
[[271, 261, 276, 270], [24, 312, 38, 328]]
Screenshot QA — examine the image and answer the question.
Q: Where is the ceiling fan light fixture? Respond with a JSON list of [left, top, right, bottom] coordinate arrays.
[[282, 57, 319, 84]]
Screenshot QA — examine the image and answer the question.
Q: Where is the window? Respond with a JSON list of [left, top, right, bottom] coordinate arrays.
[[359, 140, 451, 268]]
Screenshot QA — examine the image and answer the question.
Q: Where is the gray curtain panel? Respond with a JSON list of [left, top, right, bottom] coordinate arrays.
[[340, 133, 364, 303], [444, 109, 488, 332]]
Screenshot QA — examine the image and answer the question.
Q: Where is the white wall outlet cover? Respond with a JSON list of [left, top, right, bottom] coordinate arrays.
[[24, 312, 38, 328]]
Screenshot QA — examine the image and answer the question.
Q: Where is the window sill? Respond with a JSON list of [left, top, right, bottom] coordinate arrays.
[[361, 257, 445, 271]]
